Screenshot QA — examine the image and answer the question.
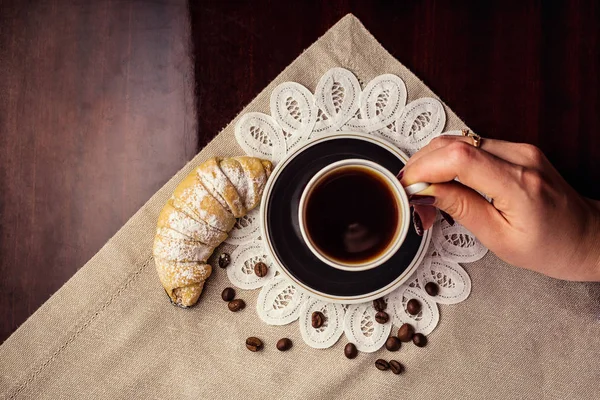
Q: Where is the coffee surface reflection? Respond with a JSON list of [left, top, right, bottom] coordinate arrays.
[[304, 166, 400, 265]]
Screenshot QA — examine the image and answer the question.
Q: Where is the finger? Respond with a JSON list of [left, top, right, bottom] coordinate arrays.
[[405, 134, 546, 170], [401, 140, 520, 201], [410, 181, 508, 248], [413, 205, 436, 233]]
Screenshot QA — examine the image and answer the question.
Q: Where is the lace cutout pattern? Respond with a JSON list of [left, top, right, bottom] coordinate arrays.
[[256, 277, 306, 325], [299, 298, 346, 349], [235, 112, 285, 163], [343, 303, 392, 353], [418, 252, 472, 304], [313, 67, 360, 134], [225, 208, 261, 245], [386, 282, 440, 335], [227, 241, 276, 289], [269, 82, 316, 152], [226, 67, 488, 351], [394, 97, 446, 156], [343, 74, 407, 132], [432, 218, 488, 263]]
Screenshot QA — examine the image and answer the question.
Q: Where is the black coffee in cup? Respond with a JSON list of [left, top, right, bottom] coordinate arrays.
[[303, 166, 400, 266]]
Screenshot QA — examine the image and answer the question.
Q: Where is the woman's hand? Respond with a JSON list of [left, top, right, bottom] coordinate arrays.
[[400, 135, 600, 281]]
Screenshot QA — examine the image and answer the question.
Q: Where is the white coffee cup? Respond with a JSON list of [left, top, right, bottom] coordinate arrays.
[[298, 159, 429, 272]]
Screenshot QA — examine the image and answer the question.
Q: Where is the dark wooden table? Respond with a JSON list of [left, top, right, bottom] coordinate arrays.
[[1, 0, 599, 343]]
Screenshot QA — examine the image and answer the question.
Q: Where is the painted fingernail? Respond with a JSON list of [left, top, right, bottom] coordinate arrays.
[[396, 169, 404, 180], [412, 208, 424, 236], [440, 210, 455, 226], [409, 195, 435, 206]]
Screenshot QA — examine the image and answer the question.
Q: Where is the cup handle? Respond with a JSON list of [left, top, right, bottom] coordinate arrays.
[[404, 182, 430, 196]]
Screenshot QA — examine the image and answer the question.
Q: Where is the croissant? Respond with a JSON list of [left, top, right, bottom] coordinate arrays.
[[153, 156, 273, 307]]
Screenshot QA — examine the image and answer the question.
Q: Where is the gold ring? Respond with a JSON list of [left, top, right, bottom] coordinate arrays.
[[461, 129, 482, 148]]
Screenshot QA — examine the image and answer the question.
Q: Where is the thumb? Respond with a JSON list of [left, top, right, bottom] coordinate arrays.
[[409, 181, 506, 247]]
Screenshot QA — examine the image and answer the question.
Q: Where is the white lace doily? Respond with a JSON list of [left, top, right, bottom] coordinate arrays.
[[224, 67, 487, 352]]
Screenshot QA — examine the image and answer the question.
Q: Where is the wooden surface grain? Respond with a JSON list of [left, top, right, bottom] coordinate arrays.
[[2, 0, 599, 343], [0, 0, 196, 343]]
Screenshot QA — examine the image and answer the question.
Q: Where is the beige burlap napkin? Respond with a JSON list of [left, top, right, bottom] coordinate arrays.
[[1, 14, 599, 400]]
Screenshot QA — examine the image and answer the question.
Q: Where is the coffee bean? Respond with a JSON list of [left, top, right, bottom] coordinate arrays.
[[406, 298, 421, 315], [424, 282, 439, 296], [375, 359, 390, 371], [344, 343, 358, 359], [389, 360, 403, 375], [385, 336, 401, 351], [228, 299, 246, 312], [218, 253, 231, 268], [311, 311, 325, 328], [221, 287, 235, 302], [413, 333, 427, 347], [254, 261, 268, 277], [276, 338, 293, 351], [375, 311, 389, 324], [397, 323, 415, 342], [245, 337, 263, 352], [373, 298, 386, 312]]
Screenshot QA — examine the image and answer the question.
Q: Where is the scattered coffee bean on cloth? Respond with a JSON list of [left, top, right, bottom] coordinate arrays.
[[385, 336, 401, 351], [424, 282, 439, 296], [254, 261, 268, 277], [344, 343, 358, 359], [413, 333, 427, 347], [221, 287, 235, 302], [375, 359, 390, 371], [218, 253, 231, 268], [406, 298, 421, 315], [276, 338, 293, 351], [375, 311, 389, 324], [228, 299, 245, 312], [245, 337, 263, 352], [389, 360, 403, 375], [311, 311, 325, 328], [397, 323, 415, 342], [373, 297, 386, 312]]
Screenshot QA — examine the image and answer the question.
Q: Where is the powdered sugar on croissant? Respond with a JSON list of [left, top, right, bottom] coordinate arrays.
[[153, 156, 272, 307]]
